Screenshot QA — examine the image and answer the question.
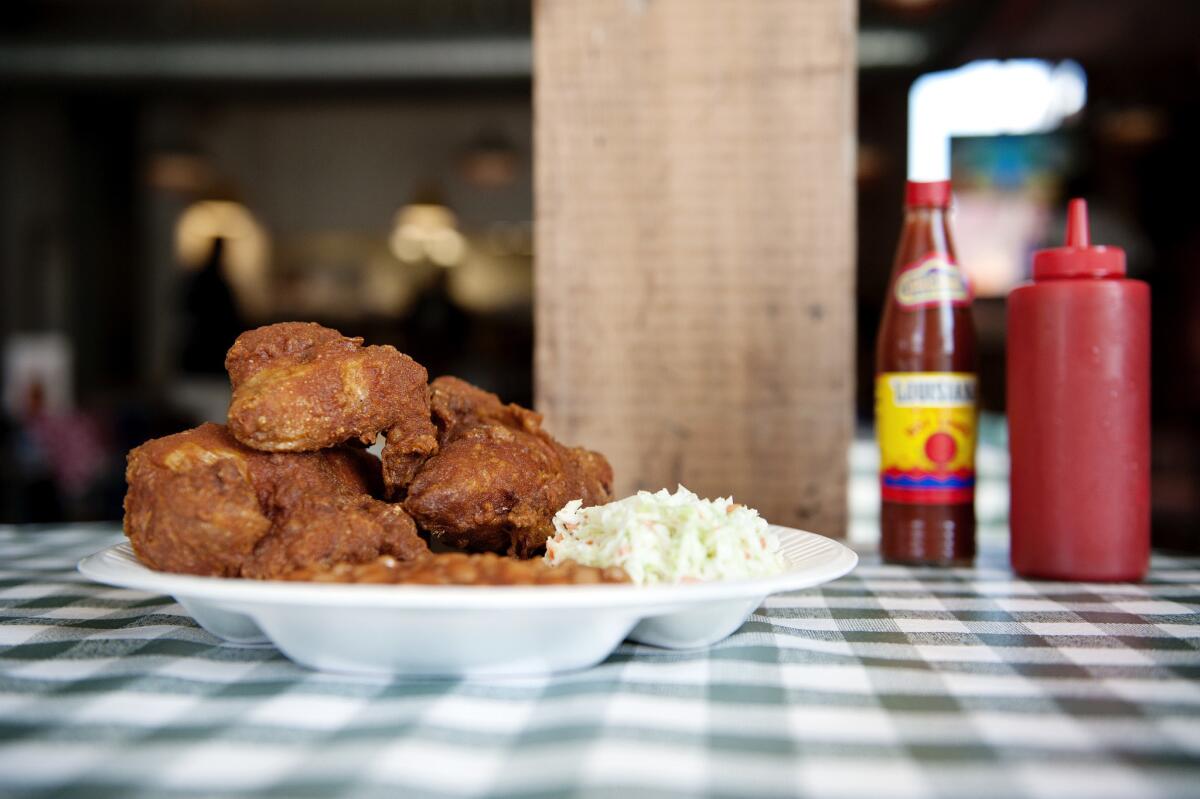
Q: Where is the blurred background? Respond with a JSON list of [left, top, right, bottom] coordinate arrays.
[[1, 0, 1197, 551]]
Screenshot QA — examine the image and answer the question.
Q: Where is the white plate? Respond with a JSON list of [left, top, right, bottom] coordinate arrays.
[[78, 526, 856, 677]]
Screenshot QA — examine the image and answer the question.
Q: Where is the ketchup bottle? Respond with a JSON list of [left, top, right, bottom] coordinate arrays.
[[875, 181, 977, 566], [1008, 199, 1150, 581]]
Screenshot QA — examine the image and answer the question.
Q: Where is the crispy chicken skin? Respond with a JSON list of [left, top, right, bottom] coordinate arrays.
[[381, 423, 439, 499], [398, 377, 614, 558], [285, 552, 628, 585], [428, 375, 537, 443], [123, 423, 427, 578], [123, 424, 269, 577], [225, 322, 437, 458], [241, 493, 422, 580], [224, 322, 347, 386], [381, 375, 529, 498]]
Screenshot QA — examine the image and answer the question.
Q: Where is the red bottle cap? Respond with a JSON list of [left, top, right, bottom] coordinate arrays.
[[905, 180, 952, 208], [1033, 199, 1126, 280]]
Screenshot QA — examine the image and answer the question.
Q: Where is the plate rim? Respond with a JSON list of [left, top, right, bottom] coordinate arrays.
[[77, 526, 858, 611]]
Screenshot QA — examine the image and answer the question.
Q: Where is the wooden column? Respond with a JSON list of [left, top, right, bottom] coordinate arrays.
[[534, 0, 857, 536]]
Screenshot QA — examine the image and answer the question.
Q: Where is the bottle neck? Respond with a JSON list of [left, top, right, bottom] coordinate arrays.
[[897, 206, 954, 266]]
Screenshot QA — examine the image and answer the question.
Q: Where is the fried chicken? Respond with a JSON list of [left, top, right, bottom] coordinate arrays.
[[285, 552, 628, 585], [123, 423, 427, 578], [225, 322, 437, 462], [128, 322, 618, 579], [381, 375, 527, 498], [123, 424, 270, 577], [395, 377, 614, 558]]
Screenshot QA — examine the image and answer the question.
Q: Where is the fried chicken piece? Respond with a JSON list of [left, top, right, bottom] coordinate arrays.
[[396, 377, 614, 558], [225, 322, 437, 459], [380, 375, 526, 498], [241, 493, 423, 580], [124, 423, 427, 578], [123, 424, 270, 577], [285, 552, 628, 585], [238, 441, 427, 579]]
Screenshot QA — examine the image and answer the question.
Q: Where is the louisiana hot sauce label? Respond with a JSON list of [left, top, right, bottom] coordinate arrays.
[[893, 255, 971, 308], [876, 373, 977, 504]]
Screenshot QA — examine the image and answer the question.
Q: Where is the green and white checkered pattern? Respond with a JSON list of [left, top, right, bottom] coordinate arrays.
[[1, 523, 1197, 799]]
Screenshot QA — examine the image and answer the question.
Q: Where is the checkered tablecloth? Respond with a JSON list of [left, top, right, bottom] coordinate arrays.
[[1, 525, 1198, 798]]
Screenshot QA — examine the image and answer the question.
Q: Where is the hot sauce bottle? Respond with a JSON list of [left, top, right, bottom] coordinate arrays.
[[875, 180, 977, 565]]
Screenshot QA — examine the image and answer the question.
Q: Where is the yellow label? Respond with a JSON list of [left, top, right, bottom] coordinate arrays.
[[875, 372, 977, 504], [894, 255, 971, 308]]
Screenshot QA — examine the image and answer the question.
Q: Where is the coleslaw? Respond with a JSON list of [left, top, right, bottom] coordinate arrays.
[[544, 486, 787, 585]]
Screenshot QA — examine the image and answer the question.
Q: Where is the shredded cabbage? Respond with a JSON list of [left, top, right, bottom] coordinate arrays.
[[544, 485, 787, 585]]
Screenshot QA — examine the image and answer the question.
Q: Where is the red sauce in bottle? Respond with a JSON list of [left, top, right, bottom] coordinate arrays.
[[1007, 199, 1149, 581], [874, 181, 977, 565]]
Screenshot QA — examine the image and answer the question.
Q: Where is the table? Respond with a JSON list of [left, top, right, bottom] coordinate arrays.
[[1, 524, 1198, 799]]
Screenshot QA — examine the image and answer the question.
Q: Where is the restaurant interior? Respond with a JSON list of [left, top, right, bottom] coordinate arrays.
[[1, 0, 1197, 553]]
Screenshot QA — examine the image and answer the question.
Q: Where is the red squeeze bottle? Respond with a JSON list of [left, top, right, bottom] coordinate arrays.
[[1007, 199, 1150, 581]]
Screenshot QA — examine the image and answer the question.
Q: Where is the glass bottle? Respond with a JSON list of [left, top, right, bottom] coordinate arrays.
[[875, 180, 977, 565]]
